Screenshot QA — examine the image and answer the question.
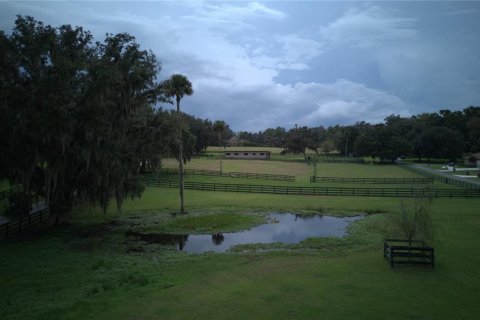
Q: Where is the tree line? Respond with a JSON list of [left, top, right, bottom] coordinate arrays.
[[2, 16, 478, 220], [236, 108, 480, 163], [0, 16, 229, 219]]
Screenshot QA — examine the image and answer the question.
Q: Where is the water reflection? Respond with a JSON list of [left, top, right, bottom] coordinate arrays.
[[212, 233, 224, 246], [127, 213, 362, 254]]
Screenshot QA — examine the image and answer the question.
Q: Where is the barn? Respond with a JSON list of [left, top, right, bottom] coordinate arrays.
[[223, 151, 271, 160], [465, 152, 480, 168]]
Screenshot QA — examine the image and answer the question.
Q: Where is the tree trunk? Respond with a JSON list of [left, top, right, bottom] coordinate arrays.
[[177, 97, 185, 214], [218, 134, 222, 174]]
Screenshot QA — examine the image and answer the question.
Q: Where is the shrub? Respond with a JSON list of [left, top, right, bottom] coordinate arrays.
[[389, 198, 435, 245]]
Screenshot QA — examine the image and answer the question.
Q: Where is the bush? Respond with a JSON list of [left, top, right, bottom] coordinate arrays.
[[389, 198, 435, 245]]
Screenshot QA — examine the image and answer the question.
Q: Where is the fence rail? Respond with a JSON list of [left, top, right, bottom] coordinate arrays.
[[0, 185, 22, 200], [140, 179, 480, 198], [157, 168, 295, 181], [314, 157, 367, 164], [384, 239, 434, 268], [399, 163, 480, 190], [310, 176, 433, 184], [0, 208, 47, 239]]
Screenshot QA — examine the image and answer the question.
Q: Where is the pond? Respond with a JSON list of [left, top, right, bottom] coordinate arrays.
[[128, 213, 363, 253]]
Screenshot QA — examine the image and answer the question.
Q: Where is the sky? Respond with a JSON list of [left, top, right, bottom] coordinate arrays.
[[1, 1, 480, 132]]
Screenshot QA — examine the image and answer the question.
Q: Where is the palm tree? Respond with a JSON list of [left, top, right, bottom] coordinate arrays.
[[213, 120, 226, 174], [162, 74, 193, 214]]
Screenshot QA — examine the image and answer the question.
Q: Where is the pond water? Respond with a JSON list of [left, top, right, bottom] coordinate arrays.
[[129, 213, 363, 254]]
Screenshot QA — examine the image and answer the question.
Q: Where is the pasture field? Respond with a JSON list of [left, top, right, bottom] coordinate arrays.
[[1, 159, 480, 319], [162, 158, 424, 178], [162, 158, 312, 179], [160, 158, 457, 188]]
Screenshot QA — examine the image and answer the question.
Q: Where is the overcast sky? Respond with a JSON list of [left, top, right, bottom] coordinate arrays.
[[1, 1, 480, 132]]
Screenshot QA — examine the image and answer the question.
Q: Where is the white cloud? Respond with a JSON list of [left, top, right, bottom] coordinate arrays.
[[2, 1, 478, 132], [276, 34, 324, 61], [295, 80, 411, 125], [203, 2, 287, 21], [189, 78, 411, 131], [182, 1, 286, 33], [320, 6, 417, 48]]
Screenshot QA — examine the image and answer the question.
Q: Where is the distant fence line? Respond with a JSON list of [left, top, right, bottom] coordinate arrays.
[[191, 152, 371, 164], [272, 155, 370, 164], [310, 176, 433, 184], [0, 185, 22, 200], [191, 153, 221, 159], [313, 157, 367, 164], [157, 168, 295, 182], [399, 163, 480, 191], [140, 178, 480, 198]]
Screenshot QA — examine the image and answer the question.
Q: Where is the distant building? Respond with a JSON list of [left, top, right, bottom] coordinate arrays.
[[465, 153, 480, 168], [223, 151, 271, 160], [475, 153, 480, 168]]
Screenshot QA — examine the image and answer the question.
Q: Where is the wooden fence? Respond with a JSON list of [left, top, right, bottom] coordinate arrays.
[[0, 207, 47, 239], [310, 176, 433, 184], [399, 163, 480, 190], [384, 239, 434, 268], [157, 168, 295, 181], [192, 153, 369, 164], [0, 185, 22, 200], [313, 157, 367, 164], [140, 179, 480, 198]]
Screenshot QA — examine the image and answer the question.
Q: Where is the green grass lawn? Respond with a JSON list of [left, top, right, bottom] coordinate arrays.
[[1, 160, 480, 319]]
